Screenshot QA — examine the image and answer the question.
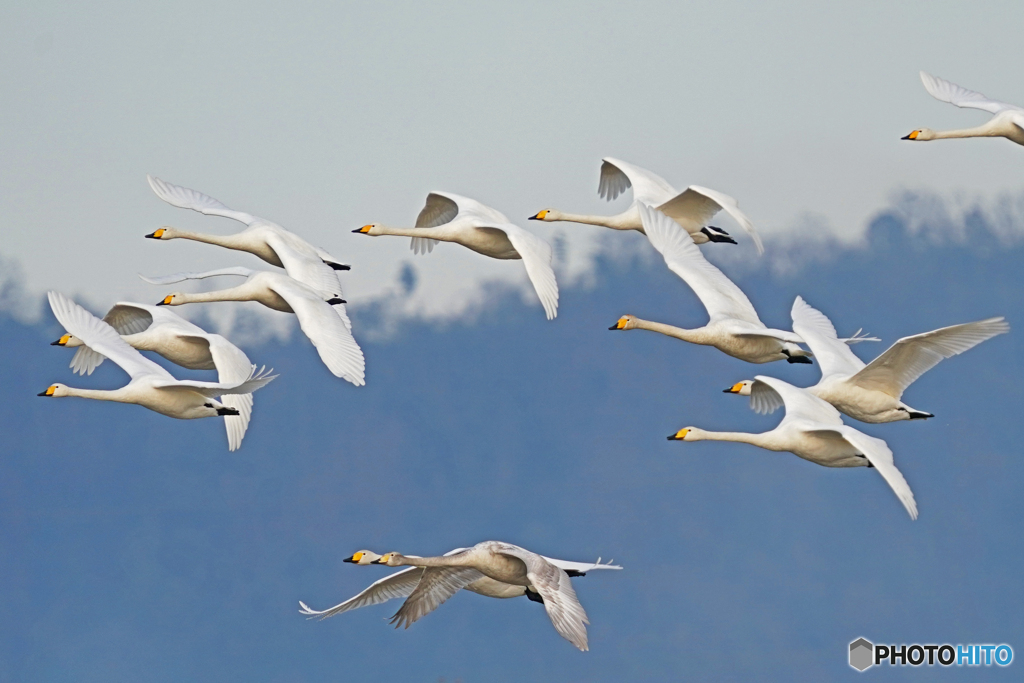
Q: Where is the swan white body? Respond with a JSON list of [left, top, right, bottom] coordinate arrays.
[[355, 192, 559, 320], [52, 302, 261, 450], [298, 549, 620, 622], [726, 297, 1009, 423], [141, 267, 365, 386], [39, 293, 275, 435], [670, 375, 918, 520], [903, 72, 1024, 146], [610, 204, 874, 364], [146, 175, 353, 329], [358, 541, 596, 650], [529, 157, 763, 254]]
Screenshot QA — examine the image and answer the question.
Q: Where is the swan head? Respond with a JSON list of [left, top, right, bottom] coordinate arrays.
[[37, 383, 69, 397], [145, 226, 176, 240], [374, 552, 405, 567], [609, 315, 639, 331], [901, 128, 934, 141], [528, 209, 554, 222], [723, 380, 754, 396], [51, 333, 85, 348], [667, 427, 702, 441], [352, 224, 378, 236], [156, 293, 185, 306], [344, 550, 382, 565]]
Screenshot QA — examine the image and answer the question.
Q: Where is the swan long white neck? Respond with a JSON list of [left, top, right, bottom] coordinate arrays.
[[167, 229, 248, 249], [394, 553, 470, 568], [929, 124, 1003, 140], [372, 225, 450, 240], [632, 318, 710, 344], [61, 386, 134, 403], [546, 209, 638, 231], [175, 285, 255, 304], [690, 429, 780, 451]]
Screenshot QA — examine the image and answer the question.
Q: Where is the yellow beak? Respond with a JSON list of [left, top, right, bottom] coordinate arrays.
[[667, 428, 689, 441]]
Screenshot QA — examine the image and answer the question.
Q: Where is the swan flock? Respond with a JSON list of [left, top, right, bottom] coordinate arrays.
[[35, 69, 1013, 650]]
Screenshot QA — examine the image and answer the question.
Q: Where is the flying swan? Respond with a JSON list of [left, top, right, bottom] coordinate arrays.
[[51, 302, 263, 450], [38, 292, 276, 438], [529, 157, 763, 254], [145, 175, 355, 329], [609, 204, 873, 364], [298, 549, 620, 620], [357, 541, 600, 650], [141, 268, 365, 385], [903, 72, 1024, 146], [724, 296, 1009, 423], [669, 375, 918, 520], [353, 192, 559, 320]]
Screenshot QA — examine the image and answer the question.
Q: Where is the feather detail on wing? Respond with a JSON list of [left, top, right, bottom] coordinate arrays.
[[833, 426, 918, 520], [790, 296, 866, 379], [657, 186, 763, 255], [495, 224, 559, 320], [147, 175, 256, 224], [919, 72, 1019, 114], [299, 568, 425, 620], [598, 157, 676, 205], [409, 192, 458, 254], [389, 567, 484, 629]]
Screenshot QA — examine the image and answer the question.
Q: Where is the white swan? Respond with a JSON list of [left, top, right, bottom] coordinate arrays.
[[610, 204, 874, 364], [140, 267, 365, 386], [51, 302, 261, 450], [725, 296, 1009, 423], [354, 192, 559, 320], [903, 72, 1024, 146], [39, 292, 276, 436], [145, 175, 354, 329], [528, 157, 763, 255], [669, 375, 918, 520], [298, 549, 620, 621], [356, 541, 596, 650]]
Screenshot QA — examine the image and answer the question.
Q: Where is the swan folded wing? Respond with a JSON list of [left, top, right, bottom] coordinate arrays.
[[599, 157, 675, 205], [658, 186, 764, 255], [138, 267, 255, 286], [496, 545, 589, 651], [299, 568, 425, 620], [850, 317, 1009, 398], [542, 557, 623, 574], [48, 292, 173, 382], [639, 203, 762, 325], [203, 335, 256, 452], [389, 567, 485, 629], [754, 375, 843, 426], [264, 232, 344, 298], [829, 426, 917, 520], [147, 175, 256, 224], [919, 72, 1017, 114], [269, 279, 366, 385], [493, 224, 559, 320], [790, 296, 865, 379]]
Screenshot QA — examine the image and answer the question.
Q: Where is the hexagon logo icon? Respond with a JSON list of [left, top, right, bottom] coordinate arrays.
[[849, 638, 874, 671]]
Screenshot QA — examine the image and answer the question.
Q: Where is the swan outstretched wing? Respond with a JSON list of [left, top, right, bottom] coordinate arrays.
[[408, 192, 458, 254], [486, 224, 559, 320], [850, 317, 1009, 399], [151, 366, 276, 398], [388, 567, 485, 629], [639, 203, 762, 326], [598, 157, 676, 205], [753, 375, 843, 426], [138, 267, 255, 286], [48, 292, 173, 382], [790, 296, 866, 380], [299, 568, 425, 620], [494, 543, 589, 651], [657, 186, 763, 255], [828, 426, 918, 520], [268, 277, 365, 385], [148, 175, 256, 225], [543, 557, 623, 575], [919, 72, 1020, 114], [203, 335, 256, 452], [264, 231, 346, 300]]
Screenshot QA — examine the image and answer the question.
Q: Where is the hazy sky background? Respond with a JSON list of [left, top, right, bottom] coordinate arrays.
[[2, 1, 1024, 680]]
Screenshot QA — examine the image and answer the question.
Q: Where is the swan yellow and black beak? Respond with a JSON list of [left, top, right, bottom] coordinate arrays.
[[156, 295, 173, 306], [37, 385, 56, 397], [145, 228, 166, 239], [609, 317, 627, 331], [372, 553, 392, 564], [352, 225, 372, 234], [344, 551, 364, 564], [723, 383, 744, 394], [901, 130, 920, 140], [528, 210, 548, 221], [51, 334, 71, 346], [667, 428, 689, 441]]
